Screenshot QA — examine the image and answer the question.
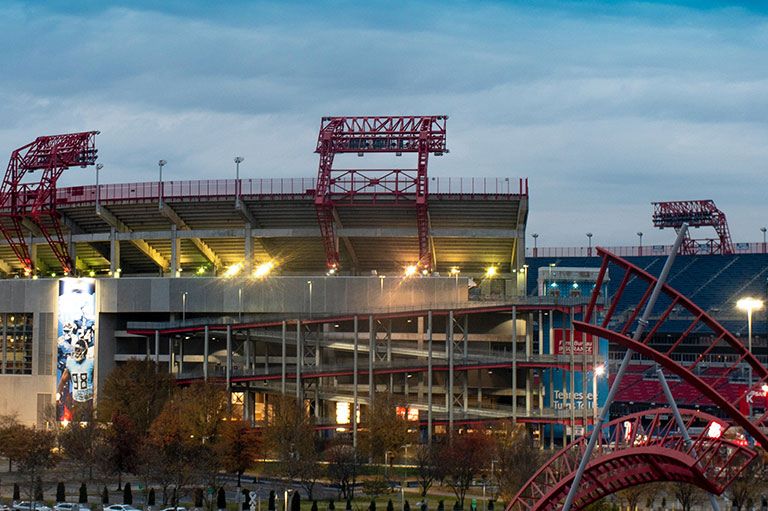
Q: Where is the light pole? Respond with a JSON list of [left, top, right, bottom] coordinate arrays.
[[182, 291, 188, 323], [593, 364, 605, 425], [307, 280, 313, 319], [737, 297, 763, 416], [95, 163, 103, 208], [234, 156, 244, 199], [532, 232, 539, 257], [158, 159, 167, 201], [586, 232, 593, 256], [238, 287, 243, 323], [637, 231, 643, 256], [761, 227, 766, 254]]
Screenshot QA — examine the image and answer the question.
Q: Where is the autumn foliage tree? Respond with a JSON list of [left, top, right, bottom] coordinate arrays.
[[361, 394, 413, 463], [439, 433, 495, 509], [493, 423, 541, 501], [216, 419, 260, 487]]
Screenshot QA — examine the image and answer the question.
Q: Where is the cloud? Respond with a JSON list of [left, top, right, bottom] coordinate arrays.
[[0, 1, 766, 246]]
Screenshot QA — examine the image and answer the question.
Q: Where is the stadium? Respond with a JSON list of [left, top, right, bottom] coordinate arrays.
[[0, 116, 766, 457]]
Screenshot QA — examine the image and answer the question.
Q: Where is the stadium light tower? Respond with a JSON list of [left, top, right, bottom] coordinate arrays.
[[738, 297, 763, 415], [586, 232, 593, 256], [637, 231, 643, 256]]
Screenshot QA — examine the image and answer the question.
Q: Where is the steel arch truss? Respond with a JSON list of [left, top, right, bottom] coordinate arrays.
[[0, 132, 98, 273], [575, 248, 768, 448], [506, 408, 756, 511], [314, 116, 448, 270]]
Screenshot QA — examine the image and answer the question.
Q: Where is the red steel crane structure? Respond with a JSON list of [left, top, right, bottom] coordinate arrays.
[[0, 131, 99, 274], [314, 116, 448, 271], [652, 200, 734, 255]]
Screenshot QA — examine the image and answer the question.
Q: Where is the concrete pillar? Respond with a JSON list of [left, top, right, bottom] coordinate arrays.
[[110, 227, 120, 275], [154, 330, 160, 369], [281, 321, 287, 395], [368, 315, 375, 406], [427, 311, 433, 443], [226, 325, 232, 390], [296, 321, 302, 400], [203, 325, 209, 381], [244, 223, 253, 274], [353, 315, 359, 449], [170, 225, 180, 277], [447, 310, 454, 437]]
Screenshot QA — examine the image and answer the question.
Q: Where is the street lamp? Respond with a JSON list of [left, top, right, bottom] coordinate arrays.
[[531, 232, 539, 257], [234, 156, 244, 199], [158, 159, 167, 200], [761, 227, 766, 254], [737, 297, 763, 416], [307, 280, 313, 319], [593, 364, 605, 425], [95, 163, 104, 208], [182, 291, 188, 323], [586, 233, 593, 256], [637, 232, 643, 256]]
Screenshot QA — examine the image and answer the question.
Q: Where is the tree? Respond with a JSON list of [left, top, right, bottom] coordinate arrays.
[[79, 483, 88, 504], [386, 500, 394, 511], [12, 427, 58, 504], [493, 423, 540, 502], [98, 360, 174, 436], [439, 433, 495, 509], [368, 501, 375, 511], [217, 487, 227, 511], [290, 492, 300, 511], [216, 419, 261, 487], [326, 444, 359, 500], [361, 394, 413, 463], [615, 486, 647, 511], [101, 412, 141, 491], [403, 502, 410, 511], [0, 414, 20, 471], [148, 488, 156, 507], [311, 501, 318, 511], [56, 482, 66, 503], [34, 477, 43, 502], [102, 487, 109, 505], [59, 405, 103, 481], [269, 491, 276, 511], [728, 451, 768, 511], [669, 482, 703, 511], [13, 483, 20, 501], [123, 482, 133, 505], [263, 396, 321, 499], [328, 500, 335, 511], [414, 444, 442, 497]]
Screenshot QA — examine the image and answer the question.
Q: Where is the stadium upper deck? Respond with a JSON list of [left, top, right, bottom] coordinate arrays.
[[0, 176, 528, 277]]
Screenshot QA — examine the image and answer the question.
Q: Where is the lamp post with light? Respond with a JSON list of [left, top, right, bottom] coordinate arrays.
[[737, 297, 763, 416], [586, 233, 593, 256], [158, 159, 167, 203], [761, 227, 767, 254], [234, 156, 244, 200], [637, 232, 643, 256], [592, 364, 605, 425], [95, 163, 104, 208], [531, 232, 539, 257]]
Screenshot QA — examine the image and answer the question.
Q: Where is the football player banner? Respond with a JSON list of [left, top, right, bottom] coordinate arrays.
[[55, 278, 96, 422]]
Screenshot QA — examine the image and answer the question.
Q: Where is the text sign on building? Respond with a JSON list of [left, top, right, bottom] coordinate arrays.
[[553, 329, 593, 355], [56, 278, 96, 422]]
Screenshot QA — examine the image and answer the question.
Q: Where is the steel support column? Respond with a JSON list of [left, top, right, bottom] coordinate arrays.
[[353, 315, 359, 449], [203, 325, 209, 381]]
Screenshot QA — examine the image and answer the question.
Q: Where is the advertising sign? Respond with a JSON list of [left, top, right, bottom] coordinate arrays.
[[55, 278, 96, 421], [553, 329, 594, 355]]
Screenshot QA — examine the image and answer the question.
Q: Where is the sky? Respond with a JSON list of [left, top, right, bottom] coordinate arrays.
[[0, 0, 766, 247]]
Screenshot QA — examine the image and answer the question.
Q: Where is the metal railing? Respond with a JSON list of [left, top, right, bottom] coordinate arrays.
[[55, 176, 527, 206], [528, 242, 768, 258]]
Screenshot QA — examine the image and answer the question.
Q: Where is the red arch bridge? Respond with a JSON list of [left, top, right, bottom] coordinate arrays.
[[507, 248, 768, 510], [506, 408, 755, 510]]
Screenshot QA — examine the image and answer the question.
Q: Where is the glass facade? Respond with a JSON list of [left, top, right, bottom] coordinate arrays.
[[1, 313, 33, 375]]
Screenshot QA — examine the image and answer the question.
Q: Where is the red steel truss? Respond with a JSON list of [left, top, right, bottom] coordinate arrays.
[[652, 200, 734, 254], [506, 408, 756, 511], [0, 132, 98, 274], [314, 116, 448, 270], [575, 248, 768, 447]]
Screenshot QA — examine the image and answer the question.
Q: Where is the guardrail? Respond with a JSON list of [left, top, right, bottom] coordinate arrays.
[[55, 176, 527, 206], [528, 242, 768, 258]]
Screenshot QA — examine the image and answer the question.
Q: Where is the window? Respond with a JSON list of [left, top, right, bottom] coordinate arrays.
[[1, 313, 33, 375]]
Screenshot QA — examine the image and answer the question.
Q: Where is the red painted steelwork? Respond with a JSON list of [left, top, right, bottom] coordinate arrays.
[[577, 247, 768, 449], [0, 132, 98, 273], [506, 408, 756, 511], [652, 200, 734, 254], [314, 116, 448, 270]]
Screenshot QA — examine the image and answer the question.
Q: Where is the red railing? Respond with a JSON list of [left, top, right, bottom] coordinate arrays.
[[529, 242, 768, 258], [54, 177, 527, 206]]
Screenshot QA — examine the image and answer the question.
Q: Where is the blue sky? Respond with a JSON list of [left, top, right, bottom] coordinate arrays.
[[0, 1, 766, 247]]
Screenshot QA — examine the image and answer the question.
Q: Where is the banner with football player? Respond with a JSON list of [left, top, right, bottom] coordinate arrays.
[[55, 278, 96, 422]]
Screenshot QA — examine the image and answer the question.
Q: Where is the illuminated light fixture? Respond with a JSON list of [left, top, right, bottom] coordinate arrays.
[[50, 272, 56, 278], [737, 297, 764, 312], [404, 265, 418, 277], [449, 266, 460, 276], [336, 402, 351, 424], [485, 266, 497, 278], [706, 421, 723, 439], [595, 364, 606, 377], [549, 263, 556, 267], [197, 266, 206, 275], [572, 282, 579, 289], [88, 270, 96, 277], [327, 267, 336, 276], [334, 324, 340, 328], [252, 261, 274, 278], [32, 275, 38, 280], [550, 282, 558, 288], [223, 262, 244, 278], [762, 384, 768, 393], [421, 269, 429, 276]]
